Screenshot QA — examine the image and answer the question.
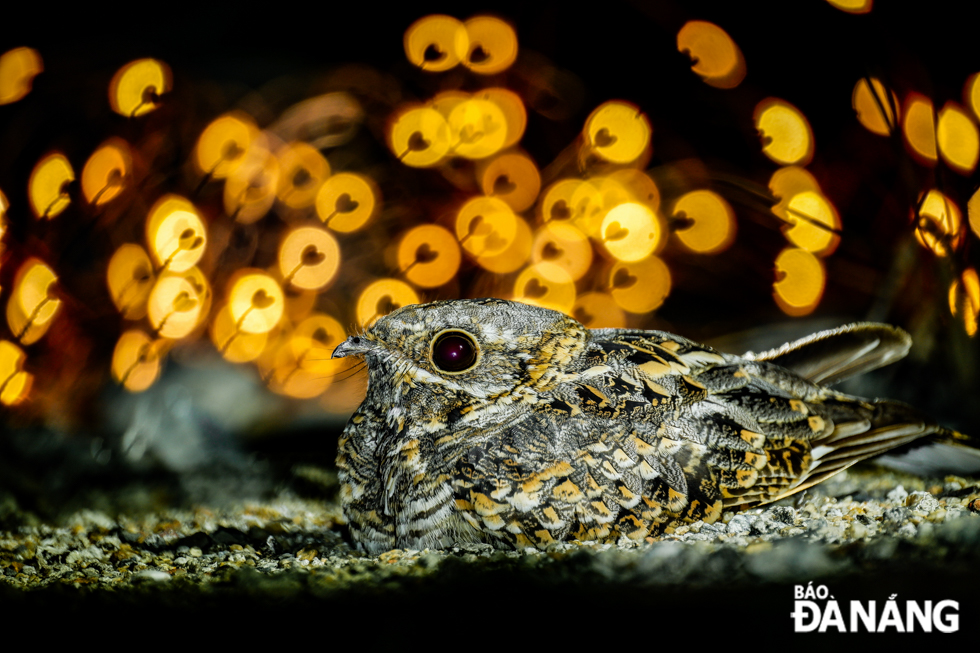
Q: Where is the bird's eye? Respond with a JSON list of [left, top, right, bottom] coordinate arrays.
[[431, 330, 479, 373]]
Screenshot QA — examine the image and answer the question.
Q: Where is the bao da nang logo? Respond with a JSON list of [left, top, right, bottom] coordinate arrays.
[[792, 583, 959, 633]]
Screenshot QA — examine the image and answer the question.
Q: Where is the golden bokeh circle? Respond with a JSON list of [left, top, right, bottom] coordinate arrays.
[[773, 247, 825, 316], [82, 138, 131, 206], [0, 340, 32, 406], [914, 189, 962, 257], [109, 59, 171, 118], [8, 258, 60, 345], [479, 152, 541, 212], [107, 243, 155, 320], [584, 101, 652, 164], [29, 153, 74, 219], [224, 143, 280, 224], [783, 191, 840, 255], [937, 102, 979, 175], [608, 256, 671, 314], [276, 142, 331, 209], [146, 195, 207, 273], [754, 99, 814, 166], [461, 16, 518, 74], [0, 47, 43, 105], [447, 99, 508, 160], [397, 225, 461, 288], [279, 227, 341, 291], [389, 106, 451, 167], [852, 78, 899, 137], [404, 15, 466, 72], [902, 93, 937, 164], [513, 263, 576, 314], [455, 196, 518, 258], [676, 21, 746, 89], [195, 112, 258, 179], [148, 273, 205, 340], [600, 202, 663, 262], [475, 215, 532, 274], [112, 330, 162, 392], [211, 303, 269, 363], [532, 221, 593, 281], [476, 88, 527, 149], [671, 190, 735, 254], [356, 279, 420, 327], [315, 172, 378, 232], [573, 292, 626, 329], [228, 271, 285, 335]]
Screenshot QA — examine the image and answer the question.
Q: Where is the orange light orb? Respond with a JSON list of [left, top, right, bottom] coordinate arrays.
[[109, 59, 171, 117]]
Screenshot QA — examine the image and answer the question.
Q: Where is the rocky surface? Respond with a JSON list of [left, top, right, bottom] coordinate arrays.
[[2, 461, 979, 635]]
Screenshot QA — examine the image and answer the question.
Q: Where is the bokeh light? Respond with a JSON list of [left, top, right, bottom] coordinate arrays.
[[276, 142, 331, 209], [315, 173, 378, 232], [852, 77, 898, 136], [111, 330, 163, 392], [902, 93, 937, 164], [478, 152, 541, 212], [224, 142, 279, 224], [513, 262, 576, 314], [608, 256, 671, 314], [148, 271, 207, 339], [356, 279, 420, 327], [279, 227, 340, 291], [826, 0, 872, 13], [29, 153, 74, 219], [404, 15, 466, 72], [7, 259, 61, 345], [447, 98, 507, 159], [754, 99, 814, 166], [0, 340, 32, 406], [670, 190, 736, 254], [227, 271, 285, 335], [81, 138, 132, 206], [585, 101, 652, 164], [573, 292, 626, 329], [600, 202, 663, 262], [456, 196, 518, 258], [211, 303, 269, 363], [531, 221, 592, 281], [782, 191, 841, 255], [461, 16, 518, 74], [107, 244, 155, 320], [476, 88, 526, 149], [969, 187, 980, 239], [474, 215, 532, 274], [389, 105, 452, 167], [676, 21, 746, 89], [0, 47, 42, 105], [773, 247, 825, 316], [195, 113, 258, 179], [397, 225, 461, 288], [966, 73, 980, 123], [914, 189, 963, 257], [949, 268, 979, 337], [145, 195, 207, 273], [936, 102, 979, 174], [109, 59, 171, 118]]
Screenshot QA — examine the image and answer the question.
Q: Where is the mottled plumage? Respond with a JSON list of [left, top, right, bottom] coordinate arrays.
[[331, 298, 959, 554]]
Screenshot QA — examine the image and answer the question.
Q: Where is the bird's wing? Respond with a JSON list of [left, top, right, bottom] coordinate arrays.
[[742, 322, 911, 385], [452, 327, 943, 546]]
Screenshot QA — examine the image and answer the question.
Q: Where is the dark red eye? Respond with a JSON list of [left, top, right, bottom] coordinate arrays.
[[431, 331, 478, 372]]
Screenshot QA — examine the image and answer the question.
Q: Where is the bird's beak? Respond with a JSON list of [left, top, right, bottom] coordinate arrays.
[[332, 335, 370, 359]]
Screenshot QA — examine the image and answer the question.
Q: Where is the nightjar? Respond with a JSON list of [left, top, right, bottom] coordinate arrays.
[[332, 297, 963, 554]]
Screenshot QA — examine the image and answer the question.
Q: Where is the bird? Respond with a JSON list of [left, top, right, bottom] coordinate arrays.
[[331, 297, 969, 554]]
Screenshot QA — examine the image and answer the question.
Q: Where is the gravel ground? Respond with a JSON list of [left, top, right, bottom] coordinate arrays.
[[2, 458, 979, 638]]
